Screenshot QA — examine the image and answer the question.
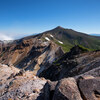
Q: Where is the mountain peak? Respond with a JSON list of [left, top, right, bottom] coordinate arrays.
[[55, 26, 65, 29]]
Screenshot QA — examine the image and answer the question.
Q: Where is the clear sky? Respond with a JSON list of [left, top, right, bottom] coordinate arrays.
[[0, 0, 100, 40]]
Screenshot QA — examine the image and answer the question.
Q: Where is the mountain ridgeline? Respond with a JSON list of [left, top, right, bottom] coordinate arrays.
[[40, 26, 100, 52]]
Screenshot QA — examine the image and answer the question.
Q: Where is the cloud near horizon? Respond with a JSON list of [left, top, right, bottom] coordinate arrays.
[[0, 32, 35, 41], [0, 33, 14, 40]]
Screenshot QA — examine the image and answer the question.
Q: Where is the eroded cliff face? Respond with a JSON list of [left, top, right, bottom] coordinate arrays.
[[0, 35, 64, 75]]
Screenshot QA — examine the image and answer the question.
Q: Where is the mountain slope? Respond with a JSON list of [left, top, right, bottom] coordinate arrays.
[[39, 46, 100, 81], [0, 34, 64, 75], [40, 26, 100, 52]]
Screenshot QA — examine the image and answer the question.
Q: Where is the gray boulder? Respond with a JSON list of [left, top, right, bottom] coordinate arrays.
[[53, 78, 83, 100]]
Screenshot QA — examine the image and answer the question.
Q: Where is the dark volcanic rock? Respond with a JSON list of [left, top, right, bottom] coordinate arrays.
[[53, 78, 82, 100], [42, 80, 58, 100], [75, 66, 100, 79], [39, 46, 100, 81]]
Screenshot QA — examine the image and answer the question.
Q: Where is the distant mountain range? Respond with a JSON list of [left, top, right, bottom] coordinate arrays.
[[90, 34, 100, 36]]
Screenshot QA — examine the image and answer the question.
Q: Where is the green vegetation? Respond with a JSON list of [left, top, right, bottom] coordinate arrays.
[[54, 40, 73, 52], [78, 45, 90, 51], [55, 63, 60, 66], [41, 27, 100, 52]]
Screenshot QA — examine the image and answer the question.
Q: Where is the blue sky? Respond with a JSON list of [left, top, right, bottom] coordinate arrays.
[[0, 0, 100, 40]]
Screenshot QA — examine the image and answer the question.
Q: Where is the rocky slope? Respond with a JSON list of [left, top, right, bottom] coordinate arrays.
[[0, 64, 47, 100], [0, 63, 100, 100], [0, 34, 64, 75], [39, 46, 100, 81], [0, 27, 100, 100]]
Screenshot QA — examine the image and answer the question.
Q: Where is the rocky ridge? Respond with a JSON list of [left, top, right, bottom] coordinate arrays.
[[39, 46, 100, 81], [0, 35, 64, 76]]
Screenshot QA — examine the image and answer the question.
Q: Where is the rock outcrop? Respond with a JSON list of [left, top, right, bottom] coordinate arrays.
[[39, 46, 100, 81], [53, 78, 83, 100], [78, 76, 100, 100], [0, 64, 47, 100], [0, 36, 64, 76], [0, 63, 100, 100]]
